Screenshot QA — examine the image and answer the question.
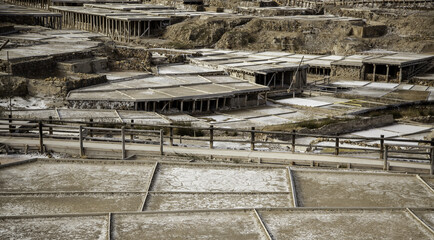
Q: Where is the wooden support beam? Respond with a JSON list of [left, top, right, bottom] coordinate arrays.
[[399, 67, 403, 83], [79, 125, 84, 157], [372, 64, 376, 82], [169, 124, 173, 146], [160, 129, 164, 155], [39, 121, 44, 154], [148, 21, 150, 37], [127, 21, 130, 42], [383, 145, 389, 171], [138, 21, 142, 37], [335, 136, 340, 155], [431, 138, 434, 175], [380, 135, 384, 159], [209, 125, 214, 149], [250, 127, 255, 151], [386, 65, 390, 82]]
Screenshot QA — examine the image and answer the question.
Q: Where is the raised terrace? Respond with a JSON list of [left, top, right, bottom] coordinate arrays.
[[67, 73, 269, 112], [189, 49, 434, 82], [0, 38, 99, 62]]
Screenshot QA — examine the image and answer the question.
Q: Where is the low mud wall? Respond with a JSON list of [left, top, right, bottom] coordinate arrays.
[[0, 75, 28, 97], [270, 115, 394, 141], [8, 51, 93, 79], [298, 115, 394, 136], [28, 75, 107, 97], [68, 100, 135, 110]]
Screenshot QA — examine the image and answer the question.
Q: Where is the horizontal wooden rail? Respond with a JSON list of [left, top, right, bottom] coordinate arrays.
[[1, 117, 432, 144], [1, 119, 433, 171]]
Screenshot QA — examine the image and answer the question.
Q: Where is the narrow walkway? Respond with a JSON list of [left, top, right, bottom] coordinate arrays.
[[0, 136, 430, 173]]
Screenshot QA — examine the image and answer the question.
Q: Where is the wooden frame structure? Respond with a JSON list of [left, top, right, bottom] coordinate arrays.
[[51, 6, 170, 42], [0, 4, 62, 29]]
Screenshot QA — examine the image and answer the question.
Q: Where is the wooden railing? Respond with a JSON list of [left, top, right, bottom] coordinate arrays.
[[292, 0, 434, 8], [1, 117, 433, 174], [0, 119, 163, 159], [383, 144, 433, 171]]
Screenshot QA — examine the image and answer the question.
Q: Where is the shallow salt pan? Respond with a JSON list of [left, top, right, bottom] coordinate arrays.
[[0, 161, 154, 192], [259, 209, 433, 240], [0, 215, 108, 240], [276, 98, 332, 107], [293, 170, 434, 208], [144, 192, 292, 211], [332, 81, 370, 87], [112, 210, 267, 240], [151, 164, 291, 192], [365, 82, 399, 89]]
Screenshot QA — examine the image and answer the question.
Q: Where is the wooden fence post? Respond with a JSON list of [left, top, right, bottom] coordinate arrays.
[[160, 129, 164, 155], [169, 124, 173, 146], [48, 116, 53, 135], [79, 125, 84, 157], [291, 130, 296, 153], [8, 114, 14, 133], [209, 125, 214, 149], [335, 136, 340, 155], [89, 118, 93, 138], [380, 135, 384, 159], [250, 127, 255, 151], [38, 121, 44, 154], [430, 148, 433, 176], [383, 145, 388, 171], [121, 126, 125, 160], [431, 138, 434, 175], [130, 119, 134, 141]]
